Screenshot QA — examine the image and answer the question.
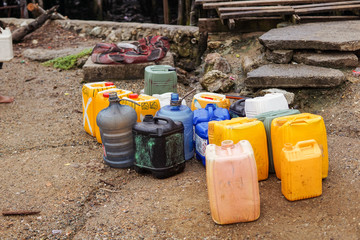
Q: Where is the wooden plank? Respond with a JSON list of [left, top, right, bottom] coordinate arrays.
[[295, 4, 360, 14], [198, 17, 282, 32], [228, 18, 235, 29], [293, 0, 360, 9], [219, 6, 292, 13], [195, 0, 226, 4], [298, 15, 360, 22], [220, 7, 294, 19], [203, 0, 345, 9]]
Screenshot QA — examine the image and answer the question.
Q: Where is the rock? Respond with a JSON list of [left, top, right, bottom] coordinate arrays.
[[200, 70, 235, 92], [265, 49, 293, 64], [241, 54, 266, 74], [214, 57, 231, 74], [260, 88, 295, 105], [22, 47, 92, 62], [259, 21, 360, 51], [204, 53, 231, 74], [246, 64, 345, 88], [83, 52, 174, 82], [293, 51, 358, 68], [90, 26, 102, 37], [176, 67, 190, 85], [208, 41, 222, 49]]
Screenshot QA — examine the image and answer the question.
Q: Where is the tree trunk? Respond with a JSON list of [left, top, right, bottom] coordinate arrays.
[[12, 5, 59, 42], [177, 0, 184, 25]]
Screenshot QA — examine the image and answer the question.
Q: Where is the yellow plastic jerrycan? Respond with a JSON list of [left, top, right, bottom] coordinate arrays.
[[94, 89, 133, 143], [281, 140, 322, 201], [206, 140, 260, 224], [191, 92, 230, 111], [122, 94, 161, 122], [208, 118, 269, 181], [82, 82, 116, 136], [271, 113, 328, 179]]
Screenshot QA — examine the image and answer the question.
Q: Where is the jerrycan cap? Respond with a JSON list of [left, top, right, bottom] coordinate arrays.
[[129, 93, 138, 99], [143, 115, 154, 122], [105, 82, 114, 86], [221, 140, 234, 149], [108, 92, 120, 102], [284, 143, 294, 151], [103, 92, 110, 98]]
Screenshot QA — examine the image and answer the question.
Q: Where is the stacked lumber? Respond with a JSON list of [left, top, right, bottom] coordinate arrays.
[[196, 0, 360, 32]]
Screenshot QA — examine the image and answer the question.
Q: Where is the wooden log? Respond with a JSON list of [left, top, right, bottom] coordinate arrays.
[[203, 0, 346, 9], [27, 3, 67, 19], [220, 7, 294, 19], [12, 5, 59, 43], [295, 4, 360, 14]]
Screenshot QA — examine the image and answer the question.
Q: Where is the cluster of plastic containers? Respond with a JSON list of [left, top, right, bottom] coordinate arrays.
[[81, 74, 329, 225]]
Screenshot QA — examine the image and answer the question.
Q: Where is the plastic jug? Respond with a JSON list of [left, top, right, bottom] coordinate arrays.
[[94, 88, 133, 143], [271, 113, 328, 179], [191, 92, 230, 111], [255, 109, 300, 173], [193, 104, 230, 165], [96, 92, 139, 168], [122, 93, 161, 122], [152, 92, 186, 108], [144, 65, 177, 95], [0, 27, 13, 62], [206, 140, 260, 224], [157, 93, 194, 160], [133, 115, 185, 179], [82, 82, 116, 136], [208, 118, 269, 181], [245, 93, 289, 118], [229, 98, 247, 118], [281, 140, 322, 201]]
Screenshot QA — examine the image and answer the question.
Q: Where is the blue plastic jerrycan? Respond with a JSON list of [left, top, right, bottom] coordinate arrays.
[[156, 93, 194, 160], [193, 104, 230, 165]]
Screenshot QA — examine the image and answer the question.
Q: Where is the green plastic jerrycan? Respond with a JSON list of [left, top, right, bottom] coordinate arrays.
[[144, 65, 177, 95], [255, 109, 300, 174]]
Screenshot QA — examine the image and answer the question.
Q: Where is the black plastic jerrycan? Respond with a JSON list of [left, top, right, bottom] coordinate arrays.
[[133, 115, 185, 179]]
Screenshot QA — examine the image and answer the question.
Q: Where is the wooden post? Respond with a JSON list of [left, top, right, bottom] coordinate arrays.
[[178, 0, 184, 25], [163, 0, 169, 24]]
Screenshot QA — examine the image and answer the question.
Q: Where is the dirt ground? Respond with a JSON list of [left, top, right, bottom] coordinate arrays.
[[0, 21, 359, 239]]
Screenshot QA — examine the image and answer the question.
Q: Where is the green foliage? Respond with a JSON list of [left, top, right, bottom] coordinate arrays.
[[42, 48, 93, 70]]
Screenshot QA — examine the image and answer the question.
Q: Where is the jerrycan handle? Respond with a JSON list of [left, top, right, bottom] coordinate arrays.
[[153, 116, 175, 126], [297, 140, 317, 153], [119, 98, 140, 106]]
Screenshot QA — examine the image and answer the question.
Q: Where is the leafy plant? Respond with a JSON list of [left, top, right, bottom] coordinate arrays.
[[42, 48, 93, 70]]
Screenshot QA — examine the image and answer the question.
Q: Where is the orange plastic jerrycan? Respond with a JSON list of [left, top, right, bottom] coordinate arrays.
[[208, 118, 269, 181], [122, 94, 161, 122], [271, 113, 328, 179], [94, 89, 133, 143], [281, 140, 322, 201], [82, 82, 116, 136], [191, 92, 230, 111], [206, 140, 260, 224]]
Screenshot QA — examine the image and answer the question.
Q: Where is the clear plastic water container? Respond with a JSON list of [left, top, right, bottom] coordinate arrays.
[[245, 93, 289, 118], [0, 28, 14, 62]]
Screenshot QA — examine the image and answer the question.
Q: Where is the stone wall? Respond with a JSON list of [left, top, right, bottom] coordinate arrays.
[[1, 18, 207, 71]]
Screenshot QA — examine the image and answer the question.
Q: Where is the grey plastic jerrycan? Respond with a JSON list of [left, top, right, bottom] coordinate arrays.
[[96, 92, 139, 168]]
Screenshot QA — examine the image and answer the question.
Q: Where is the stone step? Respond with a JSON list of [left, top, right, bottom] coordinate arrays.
[[293, 52, 358, 69], [245, 64, 345, 88], [82, 52, 174, 82], [259, 21, 360, 51]]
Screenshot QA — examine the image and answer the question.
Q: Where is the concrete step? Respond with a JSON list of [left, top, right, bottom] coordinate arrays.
[[245, 64, 345, 88], [82, 52, 174, 82], [293, 51, 358, 69], [259, 21, 360, 51]]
